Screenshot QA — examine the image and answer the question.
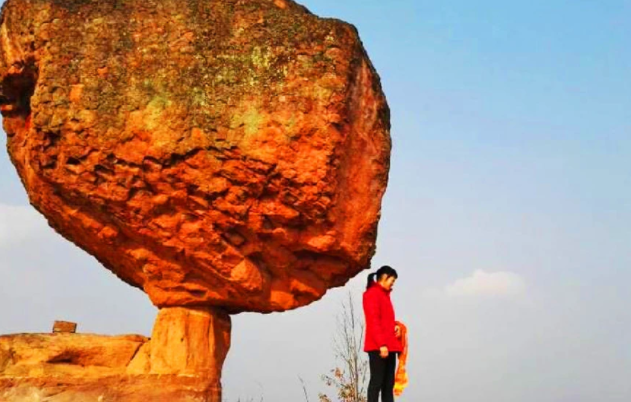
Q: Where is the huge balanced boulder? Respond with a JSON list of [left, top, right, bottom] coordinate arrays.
[[0, 0, 391, 313]]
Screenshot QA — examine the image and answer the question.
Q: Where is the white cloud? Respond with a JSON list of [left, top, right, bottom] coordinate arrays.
[[444, 270, 526, 298], [0, 203, 50, 247]]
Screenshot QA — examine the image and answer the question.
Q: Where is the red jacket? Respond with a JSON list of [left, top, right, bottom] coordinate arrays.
[[363, 282, 402, 352]]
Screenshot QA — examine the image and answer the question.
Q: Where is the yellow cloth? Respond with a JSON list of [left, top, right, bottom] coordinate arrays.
[[394, 321, 409, 397]]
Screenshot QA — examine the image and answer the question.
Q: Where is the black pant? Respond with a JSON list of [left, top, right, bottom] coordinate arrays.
[[367, 351, 397, 402]]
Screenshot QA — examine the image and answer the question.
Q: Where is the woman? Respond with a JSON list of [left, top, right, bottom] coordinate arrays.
[[363, 265, 402, 402]]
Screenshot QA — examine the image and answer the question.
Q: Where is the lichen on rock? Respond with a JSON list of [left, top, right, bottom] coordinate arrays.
[[0, 0, 391, 314]]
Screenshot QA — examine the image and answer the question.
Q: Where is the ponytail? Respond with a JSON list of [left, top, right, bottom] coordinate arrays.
[[366, 265, 398, 289], [366, 273, 377, 289]]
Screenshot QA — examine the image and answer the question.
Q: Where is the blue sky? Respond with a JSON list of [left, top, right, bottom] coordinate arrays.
[[1, 1, 630, 401]]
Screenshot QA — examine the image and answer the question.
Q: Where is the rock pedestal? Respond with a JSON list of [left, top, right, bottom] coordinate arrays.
[[0, 307, 231, 402], [149, 307, 231, 378]]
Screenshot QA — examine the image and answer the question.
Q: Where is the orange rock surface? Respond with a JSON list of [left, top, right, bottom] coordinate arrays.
[[0, 0, 391, 314], [0, 307, 231, 401]]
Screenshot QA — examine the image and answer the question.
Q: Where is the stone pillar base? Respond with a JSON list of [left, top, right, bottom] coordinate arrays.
[[0, 307, 232, 402], [149, 307, 232, 378]]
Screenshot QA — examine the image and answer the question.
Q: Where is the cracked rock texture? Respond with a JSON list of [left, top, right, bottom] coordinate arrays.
[[0, 0, 391, 313]]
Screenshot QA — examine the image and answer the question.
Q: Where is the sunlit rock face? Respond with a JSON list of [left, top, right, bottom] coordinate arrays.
[[0, 0, 391, 313], [0, 307, 231, 401]]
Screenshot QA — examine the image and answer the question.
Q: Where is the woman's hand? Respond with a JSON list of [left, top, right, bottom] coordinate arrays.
[[395, 325, 401, 339], [379, 346, 389, 358]]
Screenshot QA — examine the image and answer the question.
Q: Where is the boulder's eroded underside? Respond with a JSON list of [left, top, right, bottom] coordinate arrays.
[[0, 0, 391, 313]]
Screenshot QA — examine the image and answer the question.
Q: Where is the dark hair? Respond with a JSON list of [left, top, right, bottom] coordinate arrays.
[[366, 265, 398, 289]]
